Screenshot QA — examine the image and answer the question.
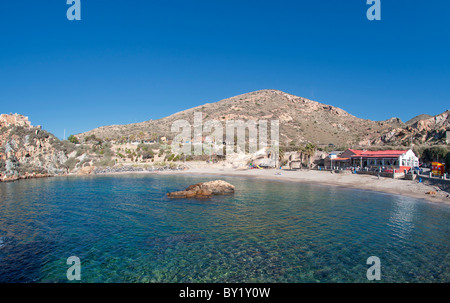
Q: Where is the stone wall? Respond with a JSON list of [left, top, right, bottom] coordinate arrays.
[[417, 174, 450, 192], [356, 170, 404, 179]]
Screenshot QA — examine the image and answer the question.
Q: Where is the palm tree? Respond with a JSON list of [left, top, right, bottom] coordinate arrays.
[[297, 146, 305, 170], [278, 148, 284, 168], [151, 132, 158, 143], [129, 134, 136, 143], [304, 143, 316, 169], [138, 131, 145, 143]]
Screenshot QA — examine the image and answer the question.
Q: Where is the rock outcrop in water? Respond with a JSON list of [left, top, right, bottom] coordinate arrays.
[[167, 180, 235, 199]]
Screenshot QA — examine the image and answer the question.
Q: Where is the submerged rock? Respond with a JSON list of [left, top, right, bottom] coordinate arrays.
[[167, 180, 235, 199]]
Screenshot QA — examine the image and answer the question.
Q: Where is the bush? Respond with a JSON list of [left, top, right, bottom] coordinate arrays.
[[8, 126, 27, 138], [75, 145, 88, 157], [68, 135, 80, 144], [61, 140, 76, 154], [137, 143, 149, 151], [85, 134, 102, 145], [148, 143, 160, 150], [64, 157, 79, 170], [141, 150, 154, 160], [167, 154, 175, 161]]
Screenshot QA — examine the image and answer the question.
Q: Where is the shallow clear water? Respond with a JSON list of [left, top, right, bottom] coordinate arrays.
[[0, 174, 449, 283]]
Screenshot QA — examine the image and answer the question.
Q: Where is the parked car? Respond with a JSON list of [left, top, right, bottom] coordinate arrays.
[[412, 167, 421, 174]]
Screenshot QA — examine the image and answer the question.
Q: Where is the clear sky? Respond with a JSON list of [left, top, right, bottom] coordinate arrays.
[[1, 1, 449, 139]]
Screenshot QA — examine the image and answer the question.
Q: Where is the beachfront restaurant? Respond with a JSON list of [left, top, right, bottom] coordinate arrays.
[[327, 149, 419, 172], [351, 149, 419, 172], [326, 149, 357, 169]]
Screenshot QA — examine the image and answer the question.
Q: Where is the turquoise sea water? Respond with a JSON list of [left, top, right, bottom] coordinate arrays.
[[0, 174, 449, 283]]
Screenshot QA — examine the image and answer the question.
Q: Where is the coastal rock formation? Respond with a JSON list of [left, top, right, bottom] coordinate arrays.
[[77, 166, 96, 175], [0, 113, 192, 182], [167, 180, 235, 199], [0, 118, 70, 182], [372, 110, 450, 145]]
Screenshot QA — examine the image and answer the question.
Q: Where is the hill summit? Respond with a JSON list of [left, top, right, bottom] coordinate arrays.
[[76, 89, 396, 146], [76, 89, 449, 147]]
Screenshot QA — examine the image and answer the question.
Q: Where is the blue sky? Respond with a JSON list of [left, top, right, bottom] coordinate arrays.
[[0, 0, 449, 139]]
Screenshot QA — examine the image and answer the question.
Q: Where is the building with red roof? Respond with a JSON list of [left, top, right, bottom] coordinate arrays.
[[326, 149, 419, 172]]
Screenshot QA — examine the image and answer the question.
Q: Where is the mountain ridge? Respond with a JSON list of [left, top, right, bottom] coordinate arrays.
[[75, 89, 449, 147]]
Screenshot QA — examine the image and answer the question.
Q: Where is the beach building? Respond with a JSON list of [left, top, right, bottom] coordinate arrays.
[[325, 149, 361, 169], [325, 149, 419, 172], [328, 151, 343, 160], [351, 149, 419, 173]]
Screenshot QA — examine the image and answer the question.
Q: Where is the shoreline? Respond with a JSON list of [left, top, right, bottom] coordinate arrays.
[[3, 167, 449, 206], [92, 167, 450, 206]]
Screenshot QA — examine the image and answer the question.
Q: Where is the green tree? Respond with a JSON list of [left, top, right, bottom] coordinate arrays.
[[422, 146, 447, 163], [277, 148, 285, 168], [297, 146, 305, 169], [304, 143, 317, 169], [142, 149, 154, 160], [151, 133, 158, 142], [138, 131, 145, 143], [445, 151, 450, 174], [68, 135, 80, 144]]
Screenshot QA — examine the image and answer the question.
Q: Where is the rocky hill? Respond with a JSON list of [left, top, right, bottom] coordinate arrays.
[[405, 114, 433, 126], [0, 124, 71, 182], [76, 89, 404, 147], [0, 113, 191, 182], [373, 110, 450, 145]]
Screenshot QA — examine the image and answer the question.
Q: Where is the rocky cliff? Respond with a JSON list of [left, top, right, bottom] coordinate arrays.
[[373, 110, 449, 145], [0, 125, 71, 182]]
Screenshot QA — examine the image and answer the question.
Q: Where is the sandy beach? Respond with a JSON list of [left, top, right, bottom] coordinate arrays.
[[153, 167, 450, 206]]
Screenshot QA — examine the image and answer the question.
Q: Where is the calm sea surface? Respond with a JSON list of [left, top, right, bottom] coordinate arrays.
[[0, 174, 449, 282]]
